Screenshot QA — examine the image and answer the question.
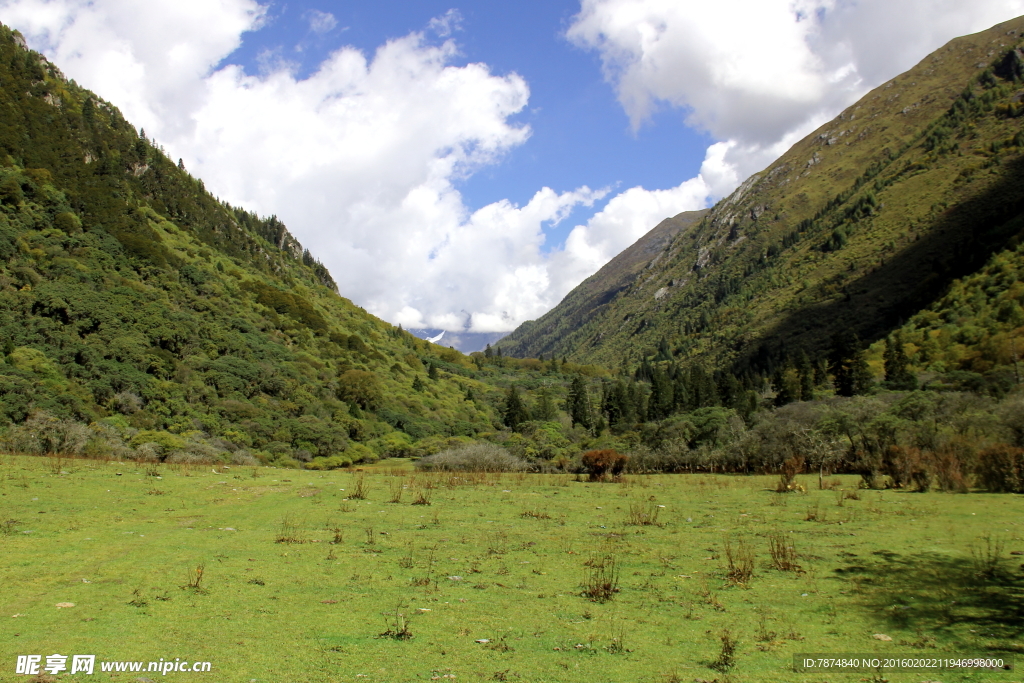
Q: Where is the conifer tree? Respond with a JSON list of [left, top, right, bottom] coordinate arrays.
[[851, 348, 874, 395], [656, 336, 673, 362], [717, 372, 742, 409], [566, 376, 592, 430], [648, 368, 674, 420], [883, 332, 917, 390], [535, 388, 557, 421], [797, 351, 815, 400], [501, 386, 529, 431], [772, 366, 800, 407], [689, 365, 719, 408]]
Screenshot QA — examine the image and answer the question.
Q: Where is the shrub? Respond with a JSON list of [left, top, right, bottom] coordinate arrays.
[[625, 443, 689, 473], [337, 370, 383, 411], [581, 554, 620, 602], [132, 443, 161, 463], [976, 444, 1024, 492], [931, 444, 970, 493], [377, 431, 414, 457], [776, 455, 804, 492], [580, 449, 628, 482], [304, 455, 352, 470], [767, 531, 800, 571], [3, 411, 90, 456], [112, 391, 143, 414], [130, 430, 186, 453], [165, 438, 225, 465], [882, 446, 932, 491], [416, 443, 530, 472], [346, 443, 377, 464], [231, 450, 261, 466], [724, 535, 755, 585]]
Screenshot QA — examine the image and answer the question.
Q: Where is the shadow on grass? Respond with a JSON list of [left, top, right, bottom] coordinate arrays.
[[835, 549, 1024, 651]]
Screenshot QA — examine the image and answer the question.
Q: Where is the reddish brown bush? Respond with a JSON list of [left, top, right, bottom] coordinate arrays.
[[883, 446, 931, 491], [931, 444, 970, 493], [581, 449, 628, 482], [977, 444, 1024, 493], [776, 455, 805, 492]]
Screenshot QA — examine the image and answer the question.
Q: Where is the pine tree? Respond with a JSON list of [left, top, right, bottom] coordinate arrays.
[[830, 332, 857, 396], [501, 386, 529, 431], [648, 368, 674, 420], [796, 351, 815, 400], [883, 332, 917, 390], [851, 348, 874, 395], [566, 376, 592, 430], [672, 371, 691, 413], [484, 343, 493, 358], [427, 363, 438, 380], [535, 388, 557, 422], [689, 365, 719, 408], [412, 376, 425, 391], [772, 367, 800, 407], [655, 336, 673, 362], [717, 372, 742, 409], [602, 380, 637, 429], [635, 358, 654, 383]]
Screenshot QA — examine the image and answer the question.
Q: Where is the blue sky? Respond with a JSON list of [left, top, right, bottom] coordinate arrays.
[[3, 0, 1023, 350]]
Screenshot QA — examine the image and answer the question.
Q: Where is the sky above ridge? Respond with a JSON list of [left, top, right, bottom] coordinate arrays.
[[1, 0, 1022, 350]]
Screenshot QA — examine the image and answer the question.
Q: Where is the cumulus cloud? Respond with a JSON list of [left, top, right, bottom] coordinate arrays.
[[568, 0, 1024, 195], [0, 0, 708, 334], [0, 0, 265, 141], [553, 177, 710, 288]]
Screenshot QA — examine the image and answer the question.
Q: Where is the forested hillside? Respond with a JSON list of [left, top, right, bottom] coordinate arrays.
[[499, 16, 1024, 393], [0, 24, 516, 467]]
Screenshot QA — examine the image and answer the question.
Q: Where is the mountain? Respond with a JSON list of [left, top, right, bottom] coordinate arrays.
[[0, 24, 508, 467], [496, 209, 708, 359], [497, 16, 1024, 384]]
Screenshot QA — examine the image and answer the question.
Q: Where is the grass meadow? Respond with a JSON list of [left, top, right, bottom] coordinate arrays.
[[1, 454, 1022, 683]]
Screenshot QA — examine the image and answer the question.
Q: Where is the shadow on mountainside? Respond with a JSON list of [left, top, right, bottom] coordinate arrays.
[[739, 154, 1024, 368]]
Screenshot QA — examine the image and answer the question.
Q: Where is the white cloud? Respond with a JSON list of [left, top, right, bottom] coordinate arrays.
[[569, 0, 1024, 196], [0, 0, 265, 141], [305, 9, 337, 35], [0, 0, 708, 334], [427, 8, 463, 38], [554, 177, 710, 287]]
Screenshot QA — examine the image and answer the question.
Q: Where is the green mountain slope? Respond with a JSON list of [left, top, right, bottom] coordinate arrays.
[[0, 24, 505, 466], [498, 209, 707, 359], [499, 16, 1024, 381]]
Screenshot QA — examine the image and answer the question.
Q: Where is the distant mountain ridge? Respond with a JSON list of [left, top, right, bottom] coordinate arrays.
[[498, 15, 1024, 380], [497, 209, 707, 358]]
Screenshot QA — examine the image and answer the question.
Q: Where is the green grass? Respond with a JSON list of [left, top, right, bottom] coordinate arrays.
[[1, 454, 1022, 682]]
